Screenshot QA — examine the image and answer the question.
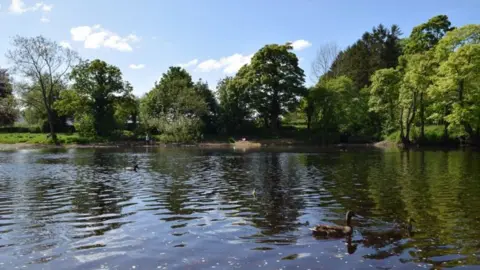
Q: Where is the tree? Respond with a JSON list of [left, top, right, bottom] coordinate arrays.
[[217, 76, 251, 134], [311, 42, 340, 82], [0, 69, 18, 126], [141, 66, 207, 142], [328, 24, 403, 89], [0, 68, 13, 98], [17, 78, 70, 132], [402, 52, 437, 142], [6, 36, 78, 143], [59, 59, 130, 137], [114, 82, 139, 130], [240, 43, 306, 132], [404, 15, 454, 55], [431, 44, 480, 143], [369, 68, 403, 138], [430, 24, 480, 144], [401, 15, 454, 142], [193, 79, 219, 134]]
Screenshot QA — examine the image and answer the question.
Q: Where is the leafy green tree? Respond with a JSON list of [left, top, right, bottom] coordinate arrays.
[[114, 82, 139, 130], [369, 68, 403, 137], [6, 36, 78, 143], [404, 15, 454, 55], [217, 76, 251, 134], [310, 76, 370, 142], [58, 59, 130, 137], [431, 44, 480, 143], [401, 52, 438, 141], [328, 24, 403, 89], [141, 66, 207, 142], [401, 15, 454, 142], [0, 69, 18, 126], [193, 79, 219, 134], [239, 43, 305, 132], [18, 78, 70, 131], [429, 25, 480, 144]]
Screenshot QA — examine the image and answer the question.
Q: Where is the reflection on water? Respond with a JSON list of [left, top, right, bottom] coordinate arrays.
[[0, 147, 479, 269]]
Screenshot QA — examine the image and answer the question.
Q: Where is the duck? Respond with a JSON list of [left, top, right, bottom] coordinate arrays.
[[125, 164, 139, 172], [310, 211, 356, 238]]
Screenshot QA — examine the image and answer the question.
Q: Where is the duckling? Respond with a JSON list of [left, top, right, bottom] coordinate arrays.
[[310, 211, 356, 238], [125, 164, 139, 172]]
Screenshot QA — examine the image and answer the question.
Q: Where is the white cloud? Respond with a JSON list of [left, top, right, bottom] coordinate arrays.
[[178, 59, 198, 69], [70, 25, 140, 52], [41, 3, 52, 12], [129, 64, 145, 70], [40, 15, 49, 23], [197, 53, 253, 74], [59, 41, 72, 49], [290, 39, 312, 51], [8, 0, 53, 14]]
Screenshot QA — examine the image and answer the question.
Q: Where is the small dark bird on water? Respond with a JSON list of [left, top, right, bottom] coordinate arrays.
[[126, 164, 139, 172], [310, 211, 357, 238]]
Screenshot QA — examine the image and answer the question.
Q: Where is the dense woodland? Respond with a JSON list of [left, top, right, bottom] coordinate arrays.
[[0, 15, 479, 146]]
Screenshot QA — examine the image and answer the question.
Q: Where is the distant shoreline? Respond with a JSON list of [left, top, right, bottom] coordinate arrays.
[[0, 139, 437, 152]]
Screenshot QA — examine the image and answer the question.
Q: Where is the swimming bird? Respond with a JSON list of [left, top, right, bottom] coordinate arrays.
[[125, 164, 139, 172], [310, 211, 356, 238]]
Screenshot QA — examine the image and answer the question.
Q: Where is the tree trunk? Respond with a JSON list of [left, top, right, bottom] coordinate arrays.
[[263, 115, 269, 129], [419, 92, 425, 142], [442, 105, 449, 142], [270, 114, 278, 134], [399, 107, 405, 142], [404, 93, 417, 144], [46, 110, 58, 145]]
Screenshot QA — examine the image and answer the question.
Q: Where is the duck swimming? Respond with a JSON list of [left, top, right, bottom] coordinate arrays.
[[126, 164, 139, 172], [310, 211, 356, 238]]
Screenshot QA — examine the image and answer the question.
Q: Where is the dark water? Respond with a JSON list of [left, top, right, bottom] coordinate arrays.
[[0, 147, 479, 270]]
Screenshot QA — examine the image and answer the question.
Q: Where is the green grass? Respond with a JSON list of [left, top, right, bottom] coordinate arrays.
[[385, 125, 459, 145], [0, 133, 96, 144]]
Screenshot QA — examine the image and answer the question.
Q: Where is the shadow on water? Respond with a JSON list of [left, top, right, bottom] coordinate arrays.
[[0, 147, 479, 269]]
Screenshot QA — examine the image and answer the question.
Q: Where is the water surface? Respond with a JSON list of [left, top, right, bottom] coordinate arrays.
[[0, 147, 479, 269]]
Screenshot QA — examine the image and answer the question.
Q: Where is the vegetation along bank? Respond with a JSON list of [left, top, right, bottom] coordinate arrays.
[[1, 15, 479, 148]]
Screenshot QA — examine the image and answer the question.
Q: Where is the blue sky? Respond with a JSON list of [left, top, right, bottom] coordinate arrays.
[[1, 0, 479, 97]]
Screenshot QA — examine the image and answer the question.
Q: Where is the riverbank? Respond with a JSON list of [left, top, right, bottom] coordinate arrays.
[[0, 138, 387, 152], [0, 132, 467, 151]]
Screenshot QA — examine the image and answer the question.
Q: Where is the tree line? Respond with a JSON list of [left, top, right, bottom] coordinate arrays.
[[0, 15, 479, 146]]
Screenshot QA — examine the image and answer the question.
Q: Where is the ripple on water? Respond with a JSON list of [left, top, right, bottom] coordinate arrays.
[[0, 149, 479, 269]]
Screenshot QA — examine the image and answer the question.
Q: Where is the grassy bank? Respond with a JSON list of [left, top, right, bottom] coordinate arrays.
[[385, 125, 460, 146], [0, 133, 96, 144]]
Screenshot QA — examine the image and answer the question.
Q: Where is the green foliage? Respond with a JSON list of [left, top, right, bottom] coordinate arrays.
[[141, 66, 207, 142], [369, 68, 402, 134], [73, 113, 96, 138], [328, 24, 403, 88], [431, 43, 480, 137], [62, 59, 132, 137], [0, 69, 18, 126], [193, 79, 219, 134], [217, 76, 251, 134], [0, 95, 18, 126], [0, 133, 92, 144], [404, 15, 454, 54], [6, 35, 79, 143], [238, 43, 306, 131]]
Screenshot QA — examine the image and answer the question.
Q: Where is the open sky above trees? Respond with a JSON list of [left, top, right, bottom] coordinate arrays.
[[1, 0, 479, 96]]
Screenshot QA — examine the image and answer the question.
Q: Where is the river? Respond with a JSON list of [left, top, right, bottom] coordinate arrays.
[[0, 147, 479, 269]]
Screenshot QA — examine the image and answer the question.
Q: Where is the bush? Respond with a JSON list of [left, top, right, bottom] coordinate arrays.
[[74, 114, 96, 137], [148, 115, 203, 143]]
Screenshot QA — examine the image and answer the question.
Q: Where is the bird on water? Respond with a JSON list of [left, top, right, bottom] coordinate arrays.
[[310, 211, 357, 238], [126, 164, 139, 172]]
